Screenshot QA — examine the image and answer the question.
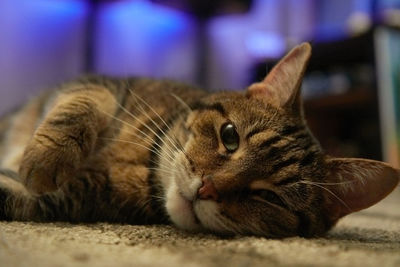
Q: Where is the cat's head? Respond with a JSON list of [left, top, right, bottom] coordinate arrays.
[[163, 43, 400, 237]]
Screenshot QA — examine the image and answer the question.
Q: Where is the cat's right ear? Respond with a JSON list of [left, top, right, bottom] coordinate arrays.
[[323, 158, 399, 222], [247, 42, 311, 115]]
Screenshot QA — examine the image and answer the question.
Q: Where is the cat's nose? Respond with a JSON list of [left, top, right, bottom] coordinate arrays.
[[197, 176, 219, 201]]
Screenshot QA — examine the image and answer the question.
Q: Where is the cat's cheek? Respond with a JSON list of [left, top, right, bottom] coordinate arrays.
[[173, 164, 202, 201], [165, 183, 201, 232]]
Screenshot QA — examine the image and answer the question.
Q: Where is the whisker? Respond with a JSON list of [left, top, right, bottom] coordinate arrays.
[[163, 112, 192, 160], [170, 93, 192, 112], [128, 90, 192, 161], [217, 213, 240, 234], [149, 194, 164, 201], [147, 167, 175, 177], [100, 110, 176, 162], [107, 125, 179, 164], [106, 125, 159, 153], [129, 90, 174, 133], [110, 97, 178, 160], [133, 197, 154, 220], [304, 181, 357, 186], [296, 181, 351, 212], [101, 131, 176, 173], [148, 158, 172, 171], [129, 90, 183, 155], [99, 137, 167, 160], [215, 213, 235, 234]]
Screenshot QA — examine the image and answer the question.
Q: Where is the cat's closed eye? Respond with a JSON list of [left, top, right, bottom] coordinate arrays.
[[252, 189, 286, 207]]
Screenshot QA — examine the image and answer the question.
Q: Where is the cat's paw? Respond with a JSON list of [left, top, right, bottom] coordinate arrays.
[[0, 172, 27, 220], [0, 186, 8, 220], [19, 130, 86, 194]]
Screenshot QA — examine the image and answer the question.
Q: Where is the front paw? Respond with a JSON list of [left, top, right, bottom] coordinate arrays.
[[0, 172, 28, 220], [19, 132, 83, 194]]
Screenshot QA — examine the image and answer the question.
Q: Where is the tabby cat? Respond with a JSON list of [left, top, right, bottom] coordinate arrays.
[[0, 43, 398, 237]]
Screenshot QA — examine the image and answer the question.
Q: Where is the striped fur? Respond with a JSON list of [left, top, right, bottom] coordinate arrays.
[[0, 43, 398, 237]]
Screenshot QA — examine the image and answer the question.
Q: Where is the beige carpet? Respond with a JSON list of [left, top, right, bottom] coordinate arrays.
[[1, 189, 399, 267]]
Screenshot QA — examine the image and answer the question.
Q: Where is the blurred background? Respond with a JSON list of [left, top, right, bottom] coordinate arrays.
[[0, 0, 399, 167]]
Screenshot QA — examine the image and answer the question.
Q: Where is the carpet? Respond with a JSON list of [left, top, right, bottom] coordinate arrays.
[[1, 188, 399, 267]]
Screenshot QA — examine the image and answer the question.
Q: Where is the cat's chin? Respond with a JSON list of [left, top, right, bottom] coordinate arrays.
[[193, 201, 236, 235], [165, 182, 203, 232]]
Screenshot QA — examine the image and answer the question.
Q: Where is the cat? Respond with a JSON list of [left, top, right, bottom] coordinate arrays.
[[0, 43, 398, 238]]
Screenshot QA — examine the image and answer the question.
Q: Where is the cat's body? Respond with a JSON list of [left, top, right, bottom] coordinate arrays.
[[0, 77, 206, 225], [0, 44, 398, 238]]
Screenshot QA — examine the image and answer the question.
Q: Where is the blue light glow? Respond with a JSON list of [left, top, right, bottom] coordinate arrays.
[[94, 0, 197, 81], [245, 31, 285, 58], [354, 0, 373, 13], [0, 0, 89, 115], [379, 0, 400, 9]]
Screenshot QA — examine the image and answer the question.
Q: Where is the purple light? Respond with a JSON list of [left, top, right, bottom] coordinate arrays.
[[245, 31, 286, 59], [94, 0, 197, 82], [0, 0, 89, 115]]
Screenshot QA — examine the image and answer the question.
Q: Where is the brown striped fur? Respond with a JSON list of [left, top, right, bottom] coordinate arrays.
[[0, 43, 399, 237]]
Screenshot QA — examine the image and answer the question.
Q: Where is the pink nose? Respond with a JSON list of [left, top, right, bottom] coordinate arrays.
[[197, 176, 219, 201]]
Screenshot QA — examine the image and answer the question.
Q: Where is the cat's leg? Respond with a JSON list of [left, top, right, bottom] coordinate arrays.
[[0, 172, 31, 221], [1, 162, 162, 223], [0, 167, 95, 222], [19, 85, 119, 194]]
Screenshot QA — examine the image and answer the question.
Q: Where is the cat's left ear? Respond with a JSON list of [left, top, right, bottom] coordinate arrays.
[[247, 42, 311, 115], [323, 158, 399, 222]]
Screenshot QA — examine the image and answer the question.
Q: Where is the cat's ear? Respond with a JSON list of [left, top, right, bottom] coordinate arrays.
[[323, 158, 399, 221], [247, 42, 311, 114]]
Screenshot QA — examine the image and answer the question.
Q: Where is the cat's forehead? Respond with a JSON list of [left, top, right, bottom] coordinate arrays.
[[195, 91, 292, 131], [199, 91, 281, 117]]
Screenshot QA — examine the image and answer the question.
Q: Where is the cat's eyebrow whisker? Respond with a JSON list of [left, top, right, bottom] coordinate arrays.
[[100, 137, 164, 160], [110, 125, 177, 164], [130, 91, 192, 162], [99, 137, 173, 162], [101, 110, 154, 142], [108, 100, 178, 160], [129, 90, 184, 154], [100, 110, 176, 162], [106, 125, 162, 155], [296, 181, 352, 212], [129, 90, 174, 133], [168, 113, 192, 160], [170, 93, 192, 112], [131, 97, 190, 164]]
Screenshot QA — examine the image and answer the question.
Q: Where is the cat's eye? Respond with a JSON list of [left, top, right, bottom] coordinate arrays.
[[220, 123, 239, 152], [253, 190, 286, 207]]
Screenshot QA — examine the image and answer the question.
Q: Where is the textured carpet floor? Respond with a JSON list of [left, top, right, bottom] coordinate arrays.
[[1, 189, 399, 267]]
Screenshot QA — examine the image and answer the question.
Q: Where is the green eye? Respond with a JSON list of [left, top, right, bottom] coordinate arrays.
[[220, 123, 239, 152]]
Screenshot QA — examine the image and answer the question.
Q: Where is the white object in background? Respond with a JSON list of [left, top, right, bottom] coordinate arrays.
[[374, 27, 400, 168]]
